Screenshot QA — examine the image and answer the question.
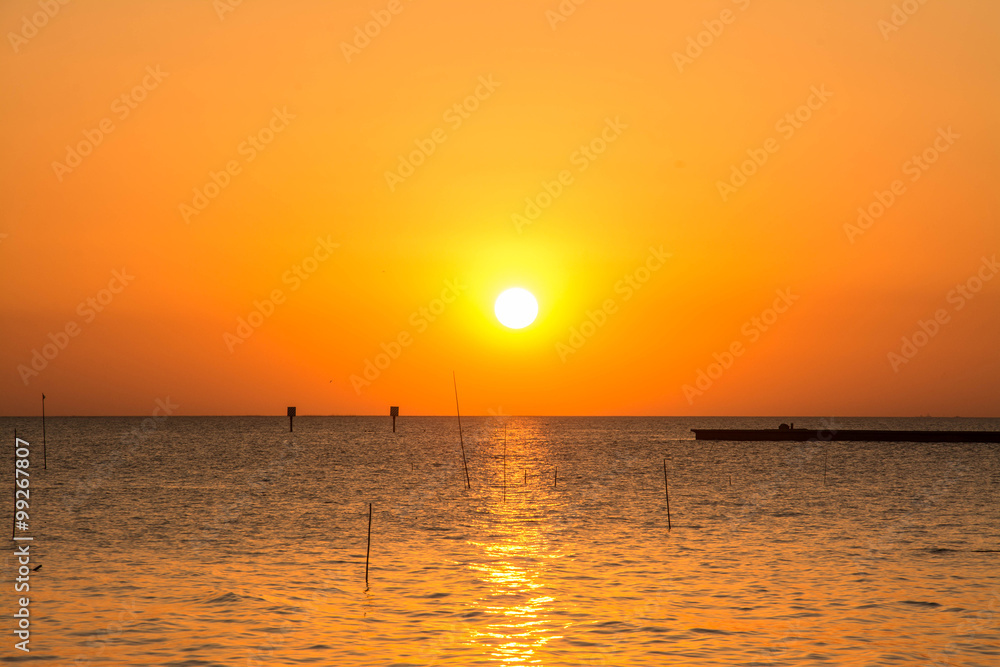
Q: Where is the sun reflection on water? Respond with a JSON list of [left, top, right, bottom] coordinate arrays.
[[464, 421, 565, 665], [466, 540, 563, 665]]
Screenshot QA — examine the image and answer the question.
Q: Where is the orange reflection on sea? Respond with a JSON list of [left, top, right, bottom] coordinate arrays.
[[464, 426, 565, 667], [466, 538, 563, 665]]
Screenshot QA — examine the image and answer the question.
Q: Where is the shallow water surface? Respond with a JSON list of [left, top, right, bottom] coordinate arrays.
[[4, 416, 999, 665]]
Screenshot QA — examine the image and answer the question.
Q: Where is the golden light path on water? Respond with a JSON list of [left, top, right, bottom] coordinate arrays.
[[467, 420, 563, 665], [469, 539, 560, 664]]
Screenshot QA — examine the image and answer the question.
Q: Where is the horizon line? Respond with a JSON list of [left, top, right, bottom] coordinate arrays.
[[1, 414, 997, 419]]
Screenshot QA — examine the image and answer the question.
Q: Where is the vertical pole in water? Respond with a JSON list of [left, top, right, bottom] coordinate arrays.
[[41, 394, 47, 470], [663, 458, 672, 532], [524, 469, 526, 485], [728, 474, 732, 486], [287, 407, 295, 433], [823, 448, 828, 487], [390, 406, 399, 433], [503, 426, 507, 503], [452, 372, 471, 489], [365, 502, 372, 587], [554, 467, 557, 488]]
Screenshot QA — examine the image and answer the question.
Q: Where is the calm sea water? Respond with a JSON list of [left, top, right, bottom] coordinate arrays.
[[2, 416, 999, 666]]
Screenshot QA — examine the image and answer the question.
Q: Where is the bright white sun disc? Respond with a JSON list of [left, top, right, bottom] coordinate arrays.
[[495, 288, 538, 329]]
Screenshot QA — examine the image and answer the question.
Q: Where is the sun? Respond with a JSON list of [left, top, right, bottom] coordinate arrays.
[[494, 288, 538, 329]]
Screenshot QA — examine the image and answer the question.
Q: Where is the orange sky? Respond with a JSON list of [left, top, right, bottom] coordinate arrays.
[[2, 0, 998, 417]]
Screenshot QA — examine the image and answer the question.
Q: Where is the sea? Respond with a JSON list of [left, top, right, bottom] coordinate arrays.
[[1, 415, 998, 666]]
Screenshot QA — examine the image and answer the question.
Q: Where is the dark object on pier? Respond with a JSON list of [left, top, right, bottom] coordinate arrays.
[[692, 427, 1000, 443]]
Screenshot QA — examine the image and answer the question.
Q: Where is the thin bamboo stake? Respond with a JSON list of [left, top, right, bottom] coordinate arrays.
[[452, 372, 471, 489], [663, 458, 672, 531], [365, 503, 372, 587]]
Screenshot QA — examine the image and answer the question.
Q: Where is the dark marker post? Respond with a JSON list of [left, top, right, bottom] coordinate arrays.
[[287, 406, 296, 433], [452, 372, 471, 489], [390, 406, 399, 433]]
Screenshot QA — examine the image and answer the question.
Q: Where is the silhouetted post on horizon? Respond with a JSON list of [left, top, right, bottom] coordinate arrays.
[[390, 406, 399, 433], [663, 459, 672, 531], [365, 503, 372, 587], [287, 407, 295, 432], [452, 372, 471, 489], [41, 393, 46, 470]]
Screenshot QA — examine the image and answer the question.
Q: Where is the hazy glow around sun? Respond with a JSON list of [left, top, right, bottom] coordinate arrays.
[[495, 288, 538, 329]]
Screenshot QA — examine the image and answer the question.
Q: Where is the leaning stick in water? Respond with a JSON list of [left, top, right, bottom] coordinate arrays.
[[365, 503, 372, 587], [452, 372, 471, 489], [663, 458, 672, 531]]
